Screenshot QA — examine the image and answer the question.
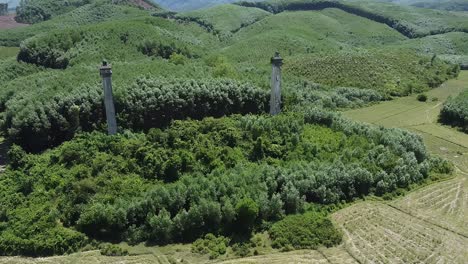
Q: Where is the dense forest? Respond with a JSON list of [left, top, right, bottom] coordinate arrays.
[[0, 109, 453, 256], [0, 0, 465, 259]]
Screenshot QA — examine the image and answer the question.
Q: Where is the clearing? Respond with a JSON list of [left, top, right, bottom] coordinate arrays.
[[0, 15, 28, 29]]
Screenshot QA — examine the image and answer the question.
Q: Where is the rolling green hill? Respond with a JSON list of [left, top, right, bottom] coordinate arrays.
[[378, 0, 468, 11], [177, 4, 271, 36], [154, 0, 263, 11], [15, 0, 160, 24], [237, 0, 468, 38]]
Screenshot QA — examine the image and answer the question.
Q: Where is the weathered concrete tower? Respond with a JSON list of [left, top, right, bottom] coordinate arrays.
[[100, 61, 118, 135], [270, 52, 283, 115]]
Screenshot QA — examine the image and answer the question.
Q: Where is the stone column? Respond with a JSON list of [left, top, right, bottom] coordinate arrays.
[[100, 61, 118, 135], [270, 52, 283, 115]]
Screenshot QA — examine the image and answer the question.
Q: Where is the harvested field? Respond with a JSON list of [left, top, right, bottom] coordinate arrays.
[[392, 174, 468, 237], [0, 15, 28, 29], [333, 202, 468, 264]]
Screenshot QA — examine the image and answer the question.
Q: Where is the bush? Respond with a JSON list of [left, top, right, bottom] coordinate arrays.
[[269, 212, 342, 250], [191, 234, 230, 259], [417, 94, 428, 102], [232, 242, 253, 257], [99, 243, 129, 256]]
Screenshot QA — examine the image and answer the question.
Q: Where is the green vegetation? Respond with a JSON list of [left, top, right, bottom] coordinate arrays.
[[178, 4, 270, 37], [285, 51, 457, 96], [269, 212, 341, 250], [440, 90, 468, 132], [417, 93, 428, 102], [383, 0, 468, 11], [0, 47, 19, 59], [98, 243, 129, 256], [192, 234, 230, 259], [238, 0, 468, 37], [0, 0, 465, 259], [4, 77, 268, 151], [389, 32, 468, 66], [0, 109, 448, 256], [15, 0, 92, 24], [0, 3, 157, 46], [15, 0, 159, 24]]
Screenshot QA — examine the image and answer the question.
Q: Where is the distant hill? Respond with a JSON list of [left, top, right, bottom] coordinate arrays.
[[376, 0, 468, 11], [15, 0, 159, 24], [153, 0, 263, 11]]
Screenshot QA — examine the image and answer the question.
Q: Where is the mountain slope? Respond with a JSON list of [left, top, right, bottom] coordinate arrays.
[[154, 0, 263, 11], [378, 0, 468, 11]]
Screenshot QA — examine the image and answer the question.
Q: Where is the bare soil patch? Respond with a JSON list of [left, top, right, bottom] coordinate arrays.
[[0, 15, 28, 29]]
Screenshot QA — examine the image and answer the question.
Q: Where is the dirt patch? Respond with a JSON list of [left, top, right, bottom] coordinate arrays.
[[129, 0, 156, 10], [0, 15, 28, 29]]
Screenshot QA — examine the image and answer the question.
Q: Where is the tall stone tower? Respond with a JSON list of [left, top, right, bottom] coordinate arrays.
[[270, 52, 283, 115], [100, 61, 118, 135]]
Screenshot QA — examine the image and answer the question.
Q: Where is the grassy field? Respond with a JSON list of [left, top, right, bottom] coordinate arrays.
[[0, 46, 19, 59]]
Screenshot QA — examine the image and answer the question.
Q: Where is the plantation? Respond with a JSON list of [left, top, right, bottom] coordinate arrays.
[[285, 50, 458, 96]]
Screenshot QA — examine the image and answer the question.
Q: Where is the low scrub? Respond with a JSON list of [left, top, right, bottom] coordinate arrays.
[[192, 234, 230, 259], [269, 212, 342, 250]]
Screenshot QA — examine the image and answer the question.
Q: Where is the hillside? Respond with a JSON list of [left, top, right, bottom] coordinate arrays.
[[0, 0, 467, 262], [154, 0, 263, 11], [14, 0, 160, 24], [378, 0, 468, 11]]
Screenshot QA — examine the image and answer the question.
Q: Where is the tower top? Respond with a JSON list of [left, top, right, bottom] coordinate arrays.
[[100, 61, 112, 77], [271, 52, 283, 66]]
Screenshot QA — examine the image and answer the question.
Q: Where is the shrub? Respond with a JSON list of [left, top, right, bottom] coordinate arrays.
[[191, 234, 230, 259], [98, 243, 129, 256], [269, 212, 342, 250], [232, 242, 253, 257], [417, 94, 428, 102]]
